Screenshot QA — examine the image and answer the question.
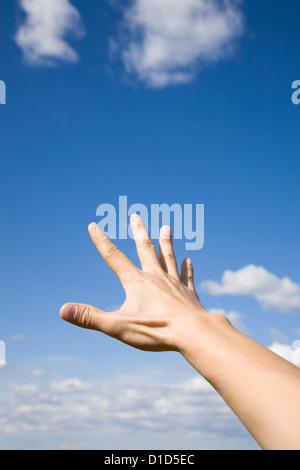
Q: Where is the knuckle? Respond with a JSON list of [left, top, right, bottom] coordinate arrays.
[[78, 305, 93, 328], [161, 236, 172, 244], [138, 238, 154, 248], [105, 245, 121, 259], [165, 253, 176, 262]]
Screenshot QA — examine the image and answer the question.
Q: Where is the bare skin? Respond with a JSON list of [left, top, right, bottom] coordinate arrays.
[[60, 214, 300, 450]]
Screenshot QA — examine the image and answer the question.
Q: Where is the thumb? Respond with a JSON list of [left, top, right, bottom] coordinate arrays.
[[60, 303, 114, 333]]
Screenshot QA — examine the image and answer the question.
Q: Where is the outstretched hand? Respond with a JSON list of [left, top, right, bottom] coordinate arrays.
[[60, 214, 300, 450], [60, 214, 211, 352]]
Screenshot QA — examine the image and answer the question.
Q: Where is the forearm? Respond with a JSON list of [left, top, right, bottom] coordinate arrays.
[[178, 311, 300, 450]]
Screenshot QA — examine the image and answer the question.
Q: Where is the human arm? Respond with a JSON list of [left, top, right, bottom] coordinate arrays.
[[60, 214, 300, 450]]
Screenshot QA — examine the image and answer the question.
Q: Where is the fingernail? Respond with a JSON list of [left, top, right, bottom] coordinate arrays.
[[130, 214, 141, 231], [130, 213, 140, 222], [60, 304, 77, 323], [186, 258, 192, 265], [88, 223, 107, 240], [161, 225, 171, 239], [95, 225, 108, 240], [88, 222, 97, 233]]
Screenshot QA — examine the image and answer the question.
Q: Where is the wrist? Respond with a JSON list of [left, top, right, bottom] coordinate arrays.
[[176, 309, 236, 378]]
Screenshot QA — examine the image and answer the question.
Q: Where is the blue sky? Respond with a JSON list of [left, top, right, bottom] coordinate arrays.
[[0, 0, 300, 450]]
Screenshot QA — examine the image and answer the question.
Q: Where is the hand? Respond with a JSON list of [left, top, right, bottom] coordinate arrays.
[[60, 214, 300, 450], [60, 215, 300, 450], [60, 214, 212, 352]]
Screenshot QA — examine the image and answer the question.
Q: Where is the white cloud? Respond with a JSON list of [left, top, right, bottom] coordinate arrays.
[[15, 0, 85, 66], [116, 0, 244, 87], [201, 265, 300, 313], [0, 372, 254, 449]]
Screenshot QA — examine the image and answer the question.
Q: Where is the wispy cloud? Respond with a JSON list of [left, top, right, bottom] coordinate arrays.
[[269, 327, 289, 343], [201, 265, 300, 313], [113, 0, 244, 87], [8, 334, 24, 342], [15, 0, 85, 66]]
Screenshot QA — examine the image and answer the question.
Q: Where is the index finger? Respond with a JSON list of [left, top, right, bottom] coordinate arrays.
[[88, 223, 138, 283]]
